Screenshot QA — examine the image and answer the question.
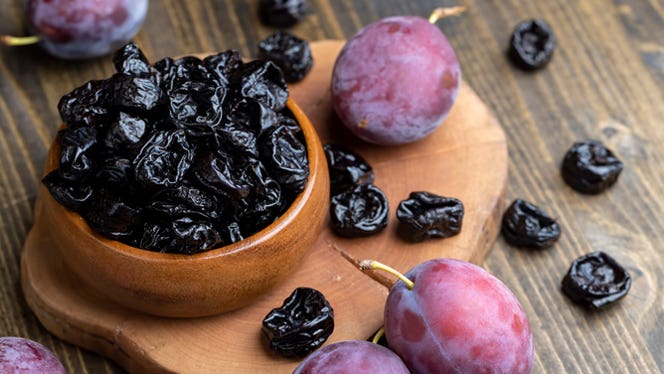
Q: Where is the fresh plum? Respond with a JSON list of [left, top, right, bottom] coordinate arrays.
[[383, 258, 534, 373], [0, 337, 66, 374], [24, 0, 148, 59], [292, 340, 409, 374], [331, 16, 460, 145]]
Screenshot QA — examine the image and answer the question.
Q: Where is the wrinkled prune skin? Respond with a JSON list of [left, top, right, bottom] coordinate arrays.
[[508, 19, 555, 71], [502, 199, 561, 249], [258, 31, 313, 83], [323, 143, 374, 195], [259, 0, 309, 28], [396, 191, 464, 242], [562, 251, 631, 309], [561, 140, 623, 194], [262, 287, 334, 358], [330, 183, 388, 238], [45, 42, 308, 253]]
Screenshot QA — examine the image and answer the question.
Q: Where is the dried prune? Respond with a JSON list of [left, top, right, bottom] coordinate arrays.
[[501, 199, 560, 249], [262, 287, 334, 358], [330, 184, 388, 238], [562, 251, 631, 309], [259, 0, 309, 28], [396, 191, 464, 242], [323, 144, 374, 195], [133, 130, 194, 189], [561, 140, 623, 194], [46, 42, 308, 253], [113, 41, 152, 76], [508, 19, 555, 70], [258, 31, 313, 83]]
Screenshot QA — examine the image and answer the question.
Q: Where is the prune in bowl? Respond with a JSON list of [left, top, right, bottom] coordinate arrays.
[[36, 97, 329, 318]]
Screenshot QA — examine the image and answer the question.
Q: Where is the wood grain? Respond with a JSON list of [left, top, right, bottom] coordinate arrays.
[[1, 1, 663, 373], [21, 40, 507, 373]]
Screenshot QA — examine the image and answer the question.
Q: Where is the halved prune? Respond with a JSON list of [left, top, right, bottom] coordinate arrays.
[[330, 183, 388, 238], [133, 129, 194, 189], [508, 19, 555, 70], [258, 31, 313, 83], [396, 191, 464, 242], [258, 0, 309, 28], [561, 140, 623, 194], [262, 287, 334, 358], [501, 199, 560, 249], [562, 251, 631, 309], [323, 144, 374, 195]]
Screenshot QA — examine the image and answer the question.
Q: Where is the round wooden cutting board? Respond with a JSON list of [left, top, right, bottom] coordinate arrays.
[[21, 40, 508, 373]]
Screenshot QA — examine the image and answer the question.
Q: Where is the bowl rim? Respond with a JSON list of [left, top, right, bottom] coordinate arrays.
[[45, 97, 322, 262]]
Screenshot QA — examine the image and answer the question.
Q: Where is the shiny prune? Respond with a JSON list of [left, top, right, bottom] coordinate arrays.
[[259, 124, 309, 194], [561, 140, 623, 194], [508, 19, 555, 70], [562, 251, 631, 309], [396, 191, 464, 242], [111, 73, 162, 113], [57, 79, 110, 128], [42, 170, 93, 210], [168, 81, 225, 139], [262, 287, 334, 358], [57, 126, 98, 181], [203, 50, 243, 86], [259, 0, 309, 28], [323, 144, 374, 195], [113, 41, 152, 76], [103, 111, 146, 150], [258, 31, 313, 83], [133, 129, 194, 189], [501, 199, 560, 249], [233, 60, 288, 111], [147, 185, 219, 220], [84, 189, 142, 240], [330, 183, 388, 238]]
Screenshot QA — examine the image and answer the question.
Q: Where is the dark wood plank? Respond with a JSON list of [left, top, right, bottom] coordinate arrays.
[[0, 0, 662, 373]]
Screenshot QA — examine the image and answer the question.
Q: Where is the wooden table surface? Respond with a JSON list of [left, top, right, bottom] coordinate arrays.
[[1, 1, 662, 373]]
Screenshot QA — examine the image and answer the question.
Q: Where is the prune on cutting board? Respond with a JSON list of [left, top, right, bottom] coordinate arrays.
[[501, 199, 560, 249], [330, 183, 388, 238], [45, 42, 308, 253], [508, 19, 556, 71], [258, 31, 313, 83], [259, 0, 309, 28], [561, 140, 623, 194], [396, 191, 464, 242], [562, 251, 631, 309], [323, 143, 374, 195], [262, 287, 334, 358]]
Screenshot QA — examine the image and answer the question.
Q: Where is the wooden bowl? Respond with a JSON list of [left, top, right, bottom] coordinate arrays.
[[36, 98, 329, 318]]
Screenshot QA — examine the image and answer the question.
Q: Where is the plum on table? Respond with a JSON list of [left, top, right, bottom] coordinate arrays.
[[0, 337, 66, 374]]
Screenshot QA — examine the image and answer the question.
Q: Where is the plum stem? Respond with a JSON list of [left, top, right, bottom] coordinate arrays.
[[371, 327, 385, 344], [360, 260, 415, 290], [428, 6, 467, 24], [0, 35, 41, 46]]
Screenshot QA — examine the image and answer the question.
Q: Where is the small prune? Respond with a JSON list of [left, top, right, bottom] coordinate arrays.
[[259, 0, 309, 28], [233, 60, 288, 111], [262, 287, 334, 358], [258, 31, 313, 83], [84, 189, 142, 240], [561, 140, 623, 194], [501, 199, 560, 249], [330, 183, 388, 238], [57, 79, 110, 128], [259, 124, 309, 194], [323, 144, 374, 196], [112, 41, 152, 76], [203, 50, 243, 86], [42, 170, 93, 210], [396, 191, 464, 242], [562, 251, 631, 309], [103, 111, 147, 150], [58, 126, 98, 181], [133, 129, 194, 189], [111, 73, 162, 113], [508, 19, 555, 70]]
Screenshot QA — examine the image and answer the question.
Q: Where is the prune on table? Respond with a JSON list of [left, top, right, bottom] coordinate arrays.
[[262, 287, 334, 358], [259, 124, 309, 194], [57, 79, 110, 128], [562, 251, 631, 309], [396, 191, 464, 242], [258, 31, 313, 83], [111, 73, 162, 113], [42, 170, 93, 210], [323, 143, 374, 196], [232, 60, 288, 111], [561, 140, 623, 194], [113, 41, 152, 76], [259, 0, 309, 28], [501, 199, 560, 249], [330, 183, 388, 238], [508, 19, 556, 71], [46, 42, 308, 253], [133, 129, 194, 189]]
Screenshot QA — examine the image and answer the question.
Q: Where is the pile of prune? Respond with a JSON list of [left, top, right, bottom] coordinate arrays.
[[44, 42, 310, 254]]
